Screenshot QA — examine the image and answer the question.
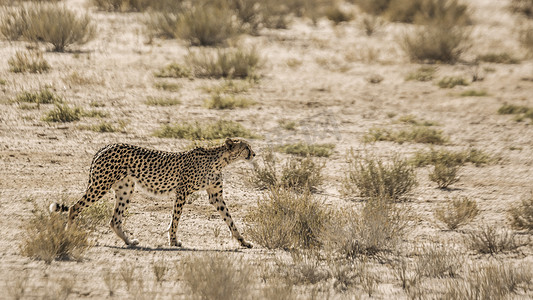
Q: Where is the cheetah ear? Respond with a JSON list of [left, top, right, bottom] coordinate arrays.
[[225, 138, 234, 148]]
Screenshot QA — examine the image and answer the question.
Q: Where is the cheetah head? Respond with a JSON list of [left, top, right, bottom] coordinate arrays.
[[225, 138, 255, 162]]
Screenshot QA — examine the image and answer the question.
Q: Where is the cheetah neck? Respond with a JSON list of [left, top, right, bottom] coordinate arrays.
[[202, 144, 233, 172]]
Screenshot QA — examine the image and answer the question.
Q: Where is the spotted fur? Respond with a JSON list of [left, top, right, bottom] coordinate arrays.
[[50, 138, 255, 248]]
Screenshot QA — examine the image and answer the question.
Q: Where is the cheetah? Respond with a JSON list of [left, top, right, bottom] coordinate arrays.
[[50, 138, 255, 248]]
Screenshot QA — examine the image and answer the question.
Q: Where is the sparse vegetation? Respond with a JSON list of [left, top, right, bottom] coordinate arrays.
[[202, 80, 253, 95], [20, 209, 91, 263], [145, 96, 181, 106], [498, 103, 533, 122], [180, 253, 253, 300], [43, 103, 82, 122], [412, 148, 492, 167], [154, 63, 191, 78], [415, 242, 463, 278], [360, 14, 384, 36], [429, 163, 460, 188], [247, 188, 331, 249], [205, 94, 255, 109], [277, 142, 335, 157], [78, 200, 113, 230], [405, 66, 436, 81], [477, 52, 520, 64], [459, 89, 488, 97], [466, 225, 522, 254], [1, 3, 96, 51], [14, 88, 62, 106], [325, 5, 354, 24], [341, 151, 417, 201], [437, 76, 469, 88], [279, 120, 297, 130], [397, 115, 437, 126], [186, 47, 262, 79], [153, 119, 256, 140], [508, 193, 533, 231], [152, 259, 168, 283], [154, 82, 181, 92], [364, 126, 448, 144], [435, 197, 479, 230], [8, 50, 50, 73]]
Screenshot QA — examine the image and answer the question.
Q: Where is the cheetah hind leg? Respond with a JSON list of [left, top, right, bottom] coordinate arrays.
[[110, 177, 139, 246]]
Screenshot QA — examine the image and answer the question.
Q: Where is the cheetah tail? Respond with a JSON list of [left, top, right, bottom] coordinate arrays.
[[49, 202, 69, 213]]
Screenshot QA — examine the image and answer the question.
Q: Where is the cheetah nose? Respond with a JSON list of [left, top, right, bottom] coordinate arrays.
[[252, 153, 256, 157]]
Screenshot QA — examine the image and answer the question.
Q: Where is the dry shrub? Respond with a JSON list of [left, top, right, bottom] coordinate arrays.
[[43, 103, 82, 122], [364, 126, 448, 144], [92, 0, 150, 12], [205, 94, 254, 109], [8, 50, 50, 73], [508, 193, 533, 231], [144, 12, 180, 39], [6, 271, 29, 300], [102, 268, 119, 297], [477, 52, 520, 64], [152, 259, 168, 283], [277, 142, 335, 157], [412, 148, 492, 167], [15, 88, 61, 105], [359, 14, 385, 36], [415, 243, 463, 278], [153, 119, 256, 140], [444, 262, 532, 300], [435, 197, 479, 230], [77, 200, 113, 230], [438, 76, 469, 88], [330, 197, 412, 257], [154, 63, 191, 78], [405, 66, 436, 81], [276, 250, 330, 285], [325, 5, 354, 25], [20, 209, 91, 263], [466, 225, 523, 254], [1, 3, 96, 51], [249, 151, 324, 192], [342, 151, 417, 201], [520, 23, 533, 54], [247, 188, 331, 249], [186, 47, 262, 79], [429, 163, 460, 188], [180, 253, 253, 300]]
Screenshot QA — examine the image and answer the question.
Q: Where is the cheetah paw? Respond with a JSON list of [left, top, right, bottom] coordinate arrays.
[[241, 241, 253, 249], [128, 239, 139, 246], [169, 240, 182, 247]]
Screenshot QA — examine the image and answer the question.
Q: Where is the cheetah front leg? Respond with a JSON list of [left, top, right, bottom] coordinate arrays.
[[110, 177, 138, 246], [207, 186, 253, 248], [168, 191, 188, 247]]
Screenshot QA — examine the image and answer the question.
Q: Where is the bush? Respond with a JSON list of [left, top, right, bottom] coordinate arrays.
[[20, 209, 91, 263], [144, 12, 180, 39], [153, 119, 256, 140], [437, 76, 469, 88], [154, 63, 191, 78], [364, 126, 448, 144], [415, 242, 463, 278], [435, 197, 479, 230], [78, 200, 114, 230], [43, 103, 82, 122], [331, 197, 411, 257], [8, 50, 50, 73], [204, 94, 254, 109], [175, 2, 240, 46], [444, 262, 532, 299], [249, 151, 323, 192], [186, 47, 262, 79], [180, 253, 253, 300], [405, 66, 436, 81], [2, 3, 96, 52], [508, 193, 533, 231], [412, 148, 492, 167], [276, 250, 331, 285], [247, 188, 331, 249], [429, 163, 460, 188], [277, 142, 335, 157], [466, 225, 522, 254], [342, 152, 417, 201]]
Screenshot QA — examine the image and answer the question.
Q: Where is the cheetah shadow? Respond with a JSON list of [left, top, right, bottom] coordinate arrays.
[[103, 244, 246, 253]]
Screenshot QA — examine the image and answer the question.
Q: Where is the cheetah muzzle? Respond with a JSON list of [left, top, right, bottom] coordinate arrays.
[[50, 137, 255, 249]]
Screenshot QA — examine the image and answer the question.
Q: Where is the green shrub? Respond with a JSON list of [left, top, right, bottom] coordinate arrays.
[[405, 66, 437, 81], [204, 94, 255, 109], [247, 188, 331, 249], [477, 52, 520, 64], [153, 119, 256, 140], [145, 96, 181, 106], [437, 76, 469, 88], [411, 148, 492, 167], [341, 152, 417, 201], [175, 2, 240, 46], [277, 142, 335, 157], [180, 253, 252, 300], [364, 126, 448, 144], [20, 209, 91, 263], [154, 63, 191, 78], [43, 103, 82, 122], [508, 193, 533, 231], [429, 163, 460, 188], [2, 3, 96, 51], [8, 50, 50, 73], [435, 197, 479, 230], [186, 47, 263, 79]]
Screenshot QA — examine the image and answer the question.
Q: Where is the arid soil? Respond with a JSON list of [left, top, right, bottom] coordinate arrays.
[[1, 0, 533, 299]]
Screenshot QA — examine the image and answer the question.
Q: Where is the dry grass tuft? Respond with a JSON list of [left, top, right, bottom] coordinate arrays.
[[153, 119, 257, 140], [186, 47, 263, 79], [20, 209, 91, 263], [247, 188, 331, 249], [466, 225, 523, 254], [180, 253, 253, 300], [8, 50, 50, 73], [477, 52, 520, 64], [415, 242, 464, 278], [437, 76, 469, 88], [412, 148, 492, 167], [508, 192, 533, 231], [405, 66, 437, 81], [364, 126, 448, 144], [145, 96, 181, 106], [15, 88, 62, 106], [341, 151, 417, 201], [43, 103, 82, 122], [154, 63, 191, 79], [435, 197, 479, 230], [204, 94, 255, 110], [429, 163, 460, 188], [277, 142, 335, 157]]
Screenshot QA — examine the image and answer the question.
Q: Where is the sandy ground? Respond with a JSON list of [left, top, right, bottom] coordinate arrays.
[[1, 0, 533, 299]]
